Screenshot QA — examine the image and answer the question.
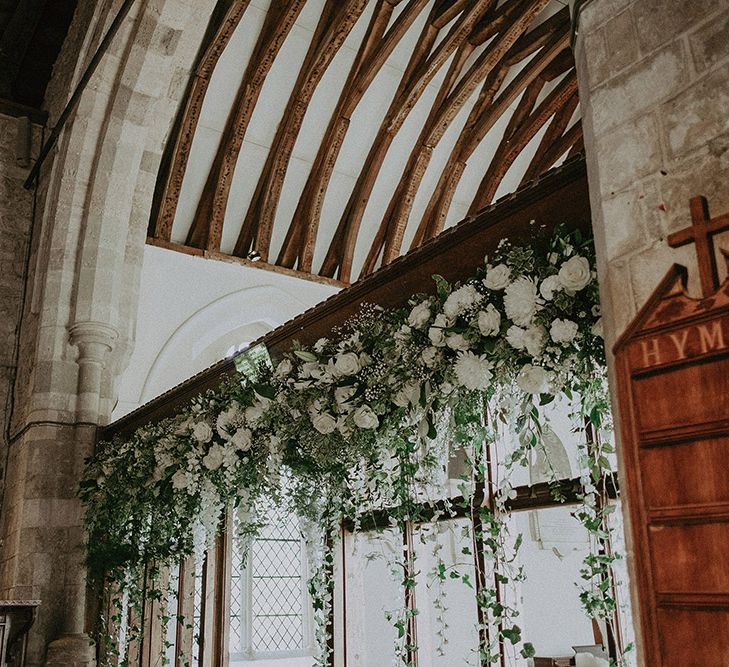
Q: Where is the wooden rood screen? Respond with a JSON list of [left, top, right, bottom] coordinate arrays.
[[614, 196, 729, 666]]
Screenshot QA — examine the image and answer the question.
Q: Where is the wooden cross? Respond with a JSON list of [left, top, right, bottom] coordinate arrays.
[[667, 195, 729, 297]]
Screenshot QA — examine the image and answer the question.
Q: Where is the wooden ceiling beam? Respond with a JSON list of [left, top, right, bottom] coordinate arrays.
[[411, 26, 571, 245], [520, 89, 578, 183], [185, 1, 306, 251], [275, 0, 429, 272], [232, 0, 369, 263], [361, 0, 551, 276], [151, 0, 252, 241], [468, 69, 578, 212], [504, 5, 569, 66], [318, 0, 494, 282]]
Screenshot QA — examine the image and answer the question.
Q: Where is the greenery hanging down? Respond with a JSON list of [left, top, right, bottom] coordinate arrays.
[[82, 223, 629, 666]]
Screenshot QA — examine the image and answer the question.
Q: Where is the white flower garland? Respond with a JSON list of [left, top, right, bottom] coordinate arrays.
[[82, 224, 628, 665]]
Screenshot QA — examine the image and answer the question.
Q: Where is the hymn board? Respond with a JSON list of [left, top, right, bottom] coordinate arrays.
[[614, 196, 729, 666]]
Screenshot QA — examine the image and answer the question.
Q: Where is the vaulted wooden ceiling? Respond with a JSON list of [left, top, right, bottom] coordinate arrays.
[[149, 0, 581, 286]]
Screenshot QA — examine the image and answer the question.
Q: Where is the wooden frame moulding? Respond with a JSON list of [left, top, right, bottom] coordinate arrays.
[[100, 155, 590, 442]]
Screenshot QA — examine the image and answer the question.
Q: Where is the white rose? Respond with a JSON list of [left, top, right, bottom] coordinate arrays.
[[454, 351, 493, 391], [443, 285, 482, 319], [408, 301, 431, 329], [421, 346, 441, 367], [483, 264, 511, 290], [550, 318, 579, 344], [171, 469, 189, 490], [274, 358, 293, 379], [428, 314, 448, 347], [231, 427, 253, 452], [393, 382, 420, 408], [311, 412, 337, 434], [558, 256, 591, 293], [202, 444, 225, 471], [353, 405, 379, 429], [245, 402, 266, 426], [334, 385, 357, 406], [216, 406, 242, 438], [477, 304, 501, 336], [192, 422, 213, 444], [516, 364, 550, 394], [334, 352, 361, 376], [539, 274, 561, 301], [446, 332, 470, 350], [504, 277, 540, 326]]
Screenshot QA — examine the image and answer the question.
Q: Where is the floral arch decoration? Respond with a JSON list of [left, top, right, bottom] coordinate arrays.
[[82, 224, 630, 666]]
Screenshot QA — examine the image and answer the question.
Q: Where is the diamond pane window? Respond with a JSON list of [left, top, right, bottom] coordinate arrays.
[[229, 500, 313, 661]]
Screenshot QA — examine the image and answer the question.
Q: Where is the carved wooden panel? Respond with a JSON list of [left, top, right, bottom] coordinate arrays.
[[613, 196, 729, 666]]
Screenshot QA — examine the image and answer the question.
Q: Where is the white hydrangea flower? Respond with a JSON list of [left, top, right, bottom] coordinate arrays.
[[311, 411, 337, 434], [353, 405, 379, 429], [550, 318, 579, 344], [483, 263, 511, 290], [477, 303, 501, 336], [516, 364, 550, 394], [313, 337, 329, 353], [192, 422, 213, 444], [408, 301, 431, 329], [504, 277, 540, 326], [558, 255, 591, 293], [454, 351, 493, 391], [539, 274, 561, 300], [443, 285, 482, 319], [334, 351, 361, 376]]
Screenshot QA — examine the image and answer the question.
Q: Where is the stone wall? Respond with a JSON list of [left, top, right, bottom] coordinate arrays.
[[0, 112, 39, 514], [573, 1, 729, 664], [575, 0, 729, 344]]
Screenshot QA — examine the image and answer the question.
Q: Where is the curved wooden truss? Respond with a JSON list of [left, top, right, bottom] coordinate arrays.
[[149, 0, 582, 285]]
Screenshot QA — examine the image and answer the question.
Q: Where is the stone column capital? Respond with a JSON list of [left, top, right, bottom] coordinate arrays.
[[68, 320, 119, 357]]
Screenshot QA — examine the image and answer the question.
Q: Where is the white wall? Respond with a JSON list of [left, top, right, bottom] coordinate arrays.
[[112, 244, 339, 419]]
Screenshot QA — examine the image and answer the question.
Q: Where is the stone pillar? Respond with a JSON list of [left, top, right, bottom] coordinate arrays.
[[69, 322, 118, 424], [571, 0, 729, 664]]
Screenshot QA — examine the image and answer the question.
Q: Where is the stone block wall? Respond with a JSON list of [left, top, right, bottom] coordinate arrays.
[[575, 0, 729, 344], [0, 112, 39, 505]]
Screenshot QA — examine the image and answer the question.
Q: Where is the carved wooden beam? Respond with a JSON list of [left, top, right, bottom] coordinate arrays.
[[274, 0, 430, 273], [319, 0, 495, 282], [233, 0, 369, 263], [469, 69, 578, 212], [150, 0, 252, 241], [186, 1, 306, 251], [520, 89, 579, 184], [358, 0, 551, 278]]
